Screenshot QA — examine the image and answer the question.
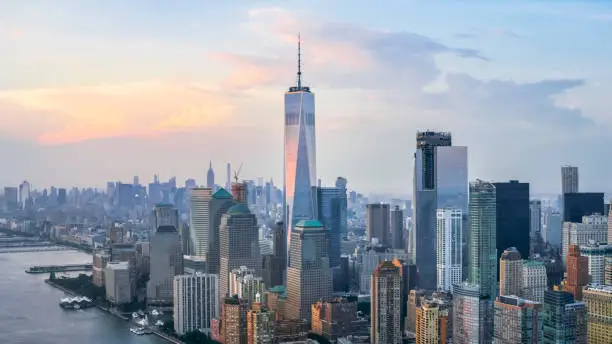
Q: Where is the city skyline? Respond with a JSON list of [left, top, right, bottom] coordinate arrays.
[[2, 1, 612, 196]]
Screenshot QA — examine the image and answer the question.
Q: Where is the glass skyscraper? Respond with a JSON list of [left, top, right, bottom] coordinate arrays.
[[284, 38, 316, 252]]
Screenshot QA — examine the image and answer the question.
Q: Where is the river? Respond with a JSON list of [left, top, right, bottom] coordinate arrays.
[[0, 249, 166, 344]]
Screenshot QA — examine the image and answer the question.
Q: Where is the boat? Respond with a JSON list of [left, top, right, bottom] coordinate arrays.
[[130, 327, 145, 335], [132, 312, 139, 319]]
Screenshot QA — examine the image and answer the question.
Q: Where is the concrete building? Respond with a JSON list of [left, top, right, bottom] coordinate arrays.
[[247, 296, 275, 344], [390, 206, 404, 250], [453, 283, 493, 344], [530, 200, 542, 255], [229, 266, 266, 306], [357, 246, 408, 294], [147, 220, 183, 306], [522, 260, 547, 303], [436, 208, 463, 292], [105, 261, 132, 305], [416, 302, 439, 344], [493, 295, 542, 344], [366, 204, 390, 247], [223, 295, 249, 344], [582, 284, 612, 344], [286, 220, 332, 321], [370, 260, 402, 344], [219, 203, 262, 300], [605, 256, 612, 285], [405, 289, 425, 335], [262, 221, 286, 288], [92, 251, 109, 287], [542, 290, 587, 344], [580, 241, 612, 284], [566, 244, 589, 301], [310, 296, 365, 342], [562, 215, 607, 264], [561, 165, 579, 195], [173, 273, 219, 335], [499, 247, 523, 297]]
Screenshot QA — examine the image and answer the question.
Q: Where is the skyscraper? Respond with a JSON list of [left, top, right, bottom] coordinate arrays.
[[222, 295, 249, 344], [219, 204, 262, 300], [499, 247, 523, 297], [412, 131, 467, 290], [522, 260, 547, 303], [416, 302, 439, 344], [391, 206, 405, 250], [436, 208, 463, 292], [580, 242, 612, 284], [493, 180, 530, 266], [312, 179, 347, 267], [469, 179, 497, 299], [366, 203, 390, 246], [542, 290, 587, 344], [262, 221, 286, 288], [530, 200, 542, 254], [207, 161, 215, 188], [582, 285, 612, 344], [285, 220, 332, 321], [173, 273, 219, 335], [566, 244, 588, 301], [371, 259, 403, 344], [562, 192, 604, 223], [561, 165, 579, 195], [493, 295, 543, 344], [284, 36, 317, 251], [228, 266, 265, 307], [453, 283, 493, 344], [561, 214, 607, 264]]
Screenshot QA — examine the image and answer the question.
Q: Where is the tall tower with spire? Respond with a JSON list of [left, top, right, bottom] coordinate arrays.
[[207, 161, 215, 188], [284, 34, 317, 253]]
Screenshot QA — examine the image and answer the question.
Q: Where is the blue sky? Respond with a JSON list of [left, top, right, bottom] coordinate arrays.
[[1, 0, 611, 196]]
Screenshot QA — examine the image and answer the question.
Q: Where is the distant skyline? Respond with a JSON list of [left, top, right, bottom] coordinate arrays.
[[2, 1, 612, 196]]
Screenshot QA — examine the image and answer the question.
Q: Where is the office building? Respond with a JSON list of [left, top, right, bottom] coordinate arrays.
[[493, 295, 542, 344], [406, 289, 425, 335], [147, 206, 184, 306], [207, 161, 215, 188], [262, 221, 286, 288], [366, 203, 390, 246], [247, 296, 275, 344], [499, 247, 523, 297], [219, 203, 262, 300], [223, 295, 249, 344], [561, 165, 579, 195], [311, 296, 364, 342], [229, 266, 266, 306], [563, 192, 604, 223], [436, 208, 463, 292], [561, 215, 607, 264], [357, 246, 409, 294], [412, 131, 467, 291], [391, 206, 405, 250], [542, 209, 563, 248], [416, 301, 439, 344], [105, 261, 132, 305], [566, 244, 589, 301], [284, 38, 317, 248], [453, 283, 494, 344], [286, 220, 332, 321], [530, 200, 542, 254], [605, 256, 612, 285], [92, 251, 109, 287], [371, 260, 403, 344], [522, 260, 547, 303], [493, 180, 530, 267], [542, 290, 587, 344], [469, 179, 497, 299], [173, 273, 219, 335], [580, 242, 612, 284], [312, 180, 347, 267], [582, 285, 612, 344]]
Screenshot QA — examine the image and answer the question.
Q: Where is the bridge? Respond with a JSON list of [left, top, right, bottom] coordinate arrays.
[[0, 246, 75, 254], [26, 263, 92, 274]]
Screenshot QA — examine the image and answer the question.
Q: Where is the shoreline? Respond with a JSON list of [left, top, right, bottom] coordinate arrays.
[[45, 279, 182, 344]]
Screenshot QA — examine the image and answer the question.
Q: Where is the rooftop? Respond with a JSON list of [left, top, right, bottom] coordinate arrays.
[[212, 188, 232, 199], [106, 261, 129, 269], [295, 219, 323, 229], [585, 284, 612, 294], [227, 203, 250, 215]]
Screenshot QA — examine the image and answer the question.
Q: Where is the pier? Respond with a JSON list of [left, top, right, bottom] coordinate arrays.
[[26, 264, 92, 274], [0, 246, 74, 254]]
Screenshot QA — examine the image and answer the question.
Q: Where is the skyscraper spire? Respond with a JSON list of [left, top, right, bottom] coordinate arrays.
[[297, 33, 302, 89]]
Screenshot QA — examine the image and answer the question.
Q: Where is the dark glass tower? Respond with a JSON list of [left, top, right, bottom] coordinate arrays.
[[562, 192, 604, 222], [493, 180, 530, 268], [312, 179, 347, 268]]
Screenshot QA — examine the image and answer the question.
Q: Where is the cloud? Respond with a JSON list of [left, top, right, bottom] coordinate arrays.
[[0, 81, 234, 145]]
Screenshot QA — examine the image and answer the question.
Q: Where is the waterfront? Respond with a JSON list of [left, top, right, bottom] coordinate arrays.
[[0, 250, 166, 344]]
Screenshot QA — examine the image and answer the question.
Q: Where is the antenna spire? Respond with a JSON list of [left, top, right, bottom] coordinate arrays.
[[297, 33, 302, 89]]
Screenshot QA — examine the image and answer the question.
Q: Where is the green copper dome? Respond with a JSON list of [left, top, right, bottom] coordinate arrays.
[[295, 219, 323, 228], [212, 188, 232, 199], [227, 203, 250, 215]]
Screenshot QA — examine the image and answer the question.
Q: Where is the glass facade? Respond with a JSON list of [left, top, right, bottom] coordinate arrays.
[[436, 146, 468, 212], [312, 186, 347, 268], [469, 180, 497, 300], [284, 90, 316, 251], [453, 283, 493, 344]]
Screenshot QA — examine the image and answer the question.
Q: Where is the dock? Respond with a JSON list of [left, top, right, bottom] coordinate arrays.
[[26, 264, 93, 274]]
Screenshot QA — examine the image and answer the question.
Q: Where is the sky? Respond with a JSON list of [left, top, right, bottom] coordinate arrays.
[[1, 0, 612, 197]]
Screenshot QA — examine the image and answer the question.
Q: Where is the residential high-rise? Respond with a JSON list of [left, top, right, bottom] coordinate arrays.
[[391, 206, 405, 250], [411, 131, 467, 290], [542, 290, 587, 344], [173, 273, 219, 335], [561, 215, 607, 264], [499, 247, 523, 297], [312, 180, 347, 267], [229, 266, 265, 306], [284, 37, 317, 250], [219, 203, 261, 301], [436, 208, 463, 292], [247, 296, 275, 344], [148, 205, 184, 307], [566, 244, 588, 301], [579, 242, 612, 284], [493, 180, 530, 267], [522, 260, 547, 303], [207, 161, 215, 188], [406, 289, 425, 335], [561, 165, 579, 195], [222, 295, 249, 344], [562, 192, 604, 223], [453, 283, 494, 344], [469, 179, 497, 299], [311, 296, 364, 342], [582, 285, 612, 344], [285, 220, 332, 321], [416, 301, 439, 344], [493, 295, 543, 344], [371, 260, 403, 344], [366, 204, 390, 246]]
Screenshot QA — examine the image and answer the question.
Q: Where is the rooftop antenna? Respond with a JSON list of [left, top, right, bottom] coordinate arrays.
[[297, 33, 302, 89]]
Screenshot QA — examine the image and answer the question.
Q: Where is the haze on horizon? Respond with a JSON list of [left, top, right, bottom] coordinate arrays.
[[1, 0, 612, 196]]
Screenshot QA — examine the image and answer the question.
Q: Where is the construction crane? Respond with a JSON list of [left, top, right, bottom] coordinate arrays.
[[233, 162, 243, 183]]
